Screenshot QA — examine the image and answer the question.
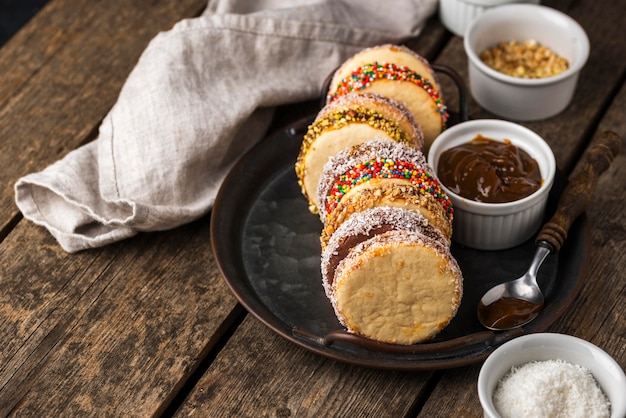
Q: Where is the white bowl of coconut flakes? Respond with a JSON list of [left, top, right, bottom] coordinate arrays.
[[478, 333, 626, 418]]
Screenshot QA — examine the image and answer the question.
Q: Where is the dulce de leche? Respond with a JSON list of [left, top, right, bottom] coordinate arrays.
[[437, 135, 542, 203]]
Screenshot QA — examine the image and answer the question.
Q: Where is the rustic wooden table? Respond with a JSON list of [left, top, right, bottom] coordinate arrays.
[[1, 0, 624, 416]]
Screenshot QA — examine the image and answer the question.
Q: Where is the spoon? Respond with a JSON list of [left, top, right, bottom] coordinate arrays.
[[477, 130, 622, 331]]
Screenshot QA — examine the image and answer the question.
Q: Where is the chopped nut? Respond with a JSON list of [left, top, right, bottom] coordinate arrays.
[[480, 40, 569, 79]]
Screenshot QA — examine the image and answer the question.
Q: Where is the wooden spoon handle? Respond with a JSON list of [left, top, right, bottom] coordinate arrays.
[[536, 131, 622, 252]]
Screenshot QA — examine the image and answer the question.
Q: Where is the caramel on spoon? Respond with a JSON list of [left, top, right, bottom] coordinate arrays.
[[478, 131, 622, 331]]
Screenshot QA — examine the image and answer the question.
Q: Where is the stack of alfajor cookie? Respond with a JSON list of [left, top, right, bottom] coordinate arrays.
[[295, 45, 463, 345]]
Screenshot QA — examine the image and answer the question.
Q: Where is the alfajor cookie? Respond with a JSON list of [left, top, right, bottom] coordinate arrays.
[[295, 92, 424, 213], [317, 138, 453, 247], [326, 44, 449, 150], [322, 207, 463, 345]]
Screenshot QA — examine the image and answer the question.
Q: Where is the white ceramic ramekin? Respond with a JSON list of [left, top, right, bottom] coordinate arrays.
[[478, 333, 626, 418], [464, 4, 589, 120], [439, 0, 540, 38], [427, 119, 556, 250]]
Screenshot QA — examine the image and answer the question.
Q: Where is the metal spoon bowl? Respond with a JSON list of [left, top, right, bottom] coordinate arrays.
[[477, 244, 550, 330], [477, 131, 621, 331]]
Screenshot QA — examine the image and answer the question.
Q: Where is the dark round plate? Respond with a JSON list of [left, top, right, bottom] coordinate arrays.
[[210, 115, 590, 371]]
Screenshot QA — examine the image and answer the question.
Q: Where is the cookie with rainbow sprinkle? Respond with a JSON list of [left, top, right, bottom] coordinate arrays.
[[317, 138, 453, 248], [321, 206, 463, 345], [326, 44, 448, 150], [295, 92, 424, 213]]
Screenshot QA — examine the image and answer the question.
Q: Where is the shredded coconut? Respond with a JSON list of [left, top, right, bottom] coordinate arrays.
[[320, 206, 445, 295], [493, 359, 611, 418]]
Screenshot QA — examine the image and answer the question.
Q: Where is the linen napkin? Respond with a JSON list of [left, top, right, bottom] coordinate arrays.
[[14, 0, 438, 252]]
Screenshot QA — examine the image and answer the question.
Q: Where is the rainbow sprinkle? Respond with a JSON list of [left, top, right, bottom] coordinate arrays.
[[324, 158, 453, 222], [326, 62, 449, 128]]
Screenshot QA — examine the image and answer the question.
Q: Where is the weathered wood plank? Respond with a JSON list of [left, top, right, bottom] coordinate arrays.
[[551, 81, 626, 362], [0, 0, 207, 235], [0, 214, 240, 416], [0, 2, 245, 415], [173, 314, 435, 418]]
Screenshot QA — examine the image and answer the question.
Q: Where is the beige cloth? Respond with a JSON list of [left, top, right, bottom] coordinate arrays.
[[15, 0, 437, 252]]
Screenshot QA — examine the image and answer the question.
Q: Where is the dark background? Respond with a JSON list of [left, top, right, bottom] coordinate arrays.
[[0, 0, 49, 46]]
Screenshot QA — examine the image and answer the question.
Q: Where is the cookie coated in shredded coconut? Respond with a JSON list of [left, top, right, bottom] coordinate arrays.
[[320, 206, 446, 298], [329, 228, 463, 331], [493, 359, 611, 418], [329, 230, 463, 314]]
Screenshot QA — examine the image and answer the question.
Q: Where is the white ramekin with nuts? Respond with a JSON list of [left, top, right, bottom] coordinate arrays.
[[464, 4, 589, 121]]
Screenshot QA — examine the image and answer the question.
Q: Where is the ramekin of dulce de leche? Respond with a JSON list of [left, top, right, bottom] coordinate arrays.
[[437, 135, 542, 204], [428, 119, 556, 250]]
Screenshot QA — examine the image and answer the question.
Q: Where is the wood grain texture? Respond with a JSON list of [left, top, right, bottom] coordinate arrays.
[[0, 2, 236, 415], [0, 215, 239, 416], [537, 131, 621, 250], [0, 0, 207, 235], [174, 315, 435, 418], [551, 78, 626, 365]]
